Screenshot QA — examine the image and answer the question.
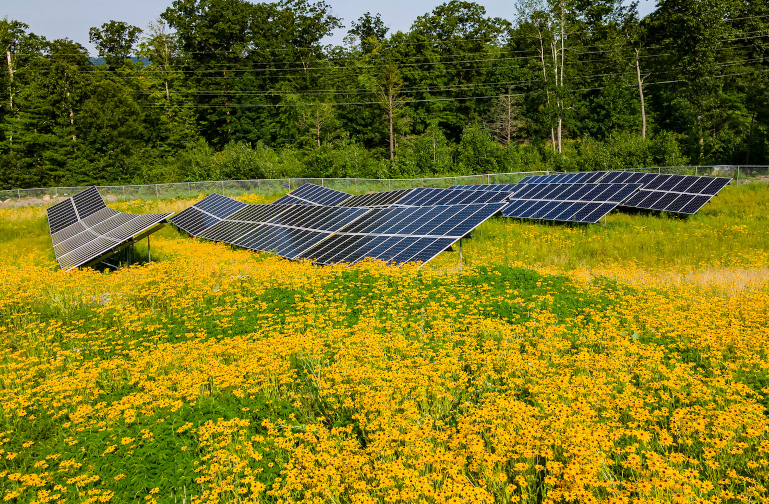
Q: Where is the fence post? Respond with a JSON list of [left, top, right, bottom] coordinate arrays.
[[221, 180, 225, 195], [123, 186, 126, 201], [487, 174, 490, 184], [17, 189, 20, 202], [695, 166, 698, 176], [289, 179, 291, 191], [737, 166, 740, 185], [155, 184, 159, 200]]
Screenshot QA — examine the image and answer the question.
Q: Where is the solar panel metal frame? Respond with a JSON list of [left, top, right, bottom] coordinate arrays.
[[47, 186, 172, 271]]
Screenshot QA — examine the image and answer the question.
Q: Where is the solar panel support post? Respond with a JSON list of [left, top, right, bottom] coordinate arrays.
[[148, 234, 151, 264]]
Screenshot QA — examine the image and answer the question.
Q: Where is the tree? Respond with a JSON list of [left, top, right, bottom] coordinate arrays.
[[348, 12, 389, 52], [360, 43, 406, 161], [89, 20, 143, 69]]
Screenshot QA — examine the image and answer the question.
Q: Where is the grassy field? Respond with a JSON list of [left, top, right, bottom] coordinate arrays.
[[0, 185, 768, 503]]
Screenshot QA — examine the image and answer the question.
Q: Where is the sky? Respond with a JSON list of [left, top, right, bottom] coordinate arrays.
[[2, 0, 657, 56]]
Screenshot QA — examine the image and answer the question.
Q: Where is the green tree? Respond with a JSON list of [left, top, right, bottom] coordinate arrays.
[[89, 20, 143, 69]]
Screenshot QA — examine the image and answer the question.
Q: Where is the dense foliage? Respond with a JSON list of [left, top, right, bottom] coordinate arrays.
[[0, 0, 767, 189]]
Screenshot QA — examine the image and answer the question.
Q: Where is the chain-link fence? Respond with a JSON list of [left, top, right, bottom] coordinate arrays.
[[1, 166, 766, 208]]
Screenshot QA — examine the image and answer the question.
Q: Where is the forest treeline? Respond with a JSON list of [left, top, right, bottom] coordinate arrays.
[[0, 0, 767, 189]]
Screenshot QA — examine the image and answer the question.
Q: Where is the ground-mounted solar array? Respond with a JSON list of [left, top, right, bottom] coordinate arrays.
[[304, 203, 505, 265], [502, 183, 641, 223], [338, 189, 413, 208], [519, 171, 731, 215], [46, 186, 172, 270], [198, 204, 371, 259], [165, 170, 731, 267], [271, 183, 351, 206], [168, 193, 247, 236], [392, 187, 512, 206]]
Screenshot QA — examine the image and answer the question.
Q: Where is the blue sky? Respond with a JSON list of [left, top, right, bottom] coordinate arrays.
[[2, 0, 657, 56]]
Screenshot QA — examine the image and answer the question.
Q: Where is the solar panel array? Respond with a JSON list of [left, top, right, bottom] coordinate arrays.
[[166, 171, 731, 268], [304, 203, 505, 265], [47, 187, 172, 271], [519, 171, 731, 215], [271, 183, 351, 206], [518, 171, 608, 185], [448, 183, 521, 193], [393, 187, 511, 206], [169, 193, 247, 236], [339, 189, 413, 208], [600, 172, 730, 215], [502, 183, 641, 223], [197, 204, 370, 259]]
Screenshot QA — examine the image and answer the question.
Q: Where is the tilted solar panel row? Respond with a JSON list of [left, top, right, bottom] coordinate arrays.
[[169, 193, 247, 237], [47, 187, 172, 270], [197, 204, 371, 261], [448, 183, 521, 193], [338, 189, 414, 208], [520, 171, 608, 185], [271, 183, 351, 206], [599, 172, 730, 196], [393, 187, 511, 207], [305, 203, 504, 266], [501, 183, 641, 224]]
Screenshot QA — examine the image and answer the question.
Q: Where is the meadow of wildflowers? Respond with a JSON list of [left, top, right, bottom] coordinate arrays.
[[0, 184, 768, 503]]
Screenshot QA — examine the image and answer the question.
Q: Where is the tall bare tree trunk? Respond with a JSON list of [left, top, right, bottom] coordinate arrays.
[[635, 48, 646, 139], [66, 84, 75, 142], [389, 93, 394, 160], [6, 50, 13, 145], [536, 27, 556, 153], [558, 1, 565, 154], [506, 94, 512, 145]]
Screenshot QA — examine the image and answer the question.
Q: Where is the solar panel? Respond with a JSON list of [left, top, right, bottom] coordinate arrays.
[[304, 203, 505, 266], [393, 187, 510, 207], [524, 171, 731, 215], [271, 183, 351, 206], [338, 189, 414, 208], [609, 173, 731, 215], [501, 183, 641, 224], [519, 171, 609, 185], [47, 186, 172, 271], [196, 203, 370, 260], [169, 193, 247, 237], [449, 183, 523, 193]]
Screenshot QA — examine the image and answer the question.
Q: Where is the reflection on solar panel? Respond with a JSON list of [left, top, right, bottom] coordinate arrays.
[[502, 183, 640, 223], [47, 186, 172, 271], [600, 172, 731, 214], [339, 189, 414, 208], [169, 193, 247, 237], [393, 187, 510, 206], [198, 204, 370, 259], [304, 203, 505, 266], [449, 183, 522, 193], [271, 183, 351, 206]]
